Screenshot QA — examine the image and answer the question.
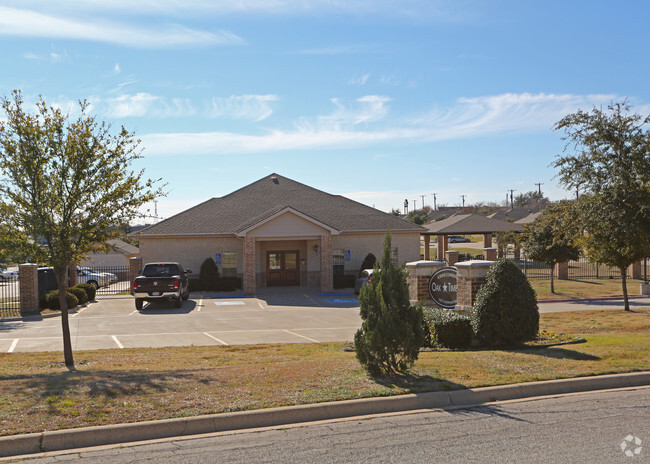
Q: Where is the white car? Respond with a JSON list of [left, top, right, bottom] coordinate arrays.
[[78, 266, 118, 284], [76, 268, 111, 288], [0, 268, 19, 281]]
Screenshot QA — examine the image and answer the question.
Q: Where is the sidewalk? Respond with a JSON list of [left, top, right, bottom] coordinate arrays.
[[538, 295, 650, 313], [2, 371, 649, 459]]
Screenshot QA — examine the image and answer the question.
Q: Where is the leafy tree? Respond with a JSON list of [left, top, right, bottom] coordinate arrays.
[[405, 207, 430, 225], [354, 232, 424, 374], [199, 257, 220, 291], [521, 201, 581, 293], [390, 208, 401, 216], [553, 101, 650, 310], [513, 190, 549, 208], [0, 91, 162, 369]]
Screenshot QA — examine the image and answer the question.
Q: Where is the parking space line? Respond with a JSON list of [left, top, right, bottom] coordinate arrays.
[[129, 310, 138, 316], [203, 332, 228, 345], [197, 299, 203, 312], [283, 330, 320, 343], [111, 335, 124, 349], [71, 307, 88, 318], [8, 339, 18, 353]]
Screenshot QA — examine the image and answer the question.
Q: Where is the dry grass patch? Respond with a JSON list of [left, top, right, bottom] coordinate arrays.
[[529, 278, 644, 300], [1, 309, 649, 437]]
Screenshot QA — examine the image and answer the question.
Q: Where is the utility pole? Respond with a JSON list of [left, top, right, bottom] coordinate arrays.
[[431, 193, 437, 211], [413, 199, 417, 210], [421, 195, 426, 209], [534, 183, 543, 196], [508, 189, 516, 209], [460, 195, 466, 208]]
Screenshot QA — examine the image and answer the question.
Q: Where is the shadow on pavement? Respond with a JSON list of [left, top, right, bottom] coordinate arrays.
[[137, 300, 199, 315]]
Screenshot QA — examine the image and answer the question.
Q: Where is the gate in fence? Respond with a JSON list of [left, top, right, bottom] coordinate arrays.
[[0, 271, 20, 318], [77, 265, 131, 298]]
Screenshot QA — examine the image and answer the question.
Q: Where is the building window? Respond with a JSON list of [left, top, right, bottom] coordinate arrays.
[[391, 247, 398, 265], [333, 248, 345, 276], [222, 252, 237, 277]]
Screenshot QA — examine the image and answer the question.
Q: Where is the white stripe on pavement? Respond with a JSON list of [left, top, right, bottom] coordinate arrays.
[[112, 335, 124, 349], [283, 330, 320, 343], [203, 332, 228, 345], [8, 339, 18, 353]]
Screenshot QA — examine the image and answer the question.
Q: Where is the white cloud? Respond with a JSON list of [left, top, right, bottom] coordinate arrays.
[[23, 50, 67, 62], [113, 63, 121, 74], [0, 6, 243, 48], [208, 95, 278, 121], [139, 92, 621, 156], [349, 73, 371, 86]]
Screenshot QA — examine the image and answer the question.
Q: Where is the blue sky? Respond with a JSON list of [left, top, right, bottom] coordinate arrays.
[[2, 1, 649, 221]]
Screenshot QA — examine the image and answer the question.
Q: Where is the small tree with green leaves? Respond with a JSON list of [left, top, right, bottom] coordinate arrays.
[[354, 233, 424, 375], [553, 101, 650, 310], [521, 201, 581, 293], [0, 91, 162, 370], [358, 252, 377, 277]]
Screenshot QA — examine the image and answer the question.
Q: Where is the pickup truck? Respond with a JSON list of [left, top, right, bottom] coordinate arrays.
[[132, 262, 192, 310]]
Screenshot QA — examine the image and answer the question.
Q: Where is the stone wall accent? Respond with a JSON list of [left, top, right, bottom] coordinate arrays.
[[405, 260, 445, 304], [556, 261, 568, 280], [445, 250, 459, 266], [320, 234, 333, 293], [19, 263, 39, 316], [455, 260, 493, 314], [244, 237, 256, 295]]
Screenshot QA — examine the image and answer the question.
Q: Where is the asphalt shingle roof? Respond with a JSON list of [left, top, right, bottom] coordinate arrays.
[[135, 174, 424, 237], [423, 213, 523, 235]]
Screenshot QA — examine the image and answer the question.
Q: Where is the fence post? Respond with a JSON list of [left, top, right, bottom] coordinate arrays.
[[445, 250, 459, 266], [405, 260, 446, 305], [129, 257, 142, 287], [484, 248, 497, 261], [455, 260, 493, 314], [19, 263, 39, 316], [629, 261, 642, 280]]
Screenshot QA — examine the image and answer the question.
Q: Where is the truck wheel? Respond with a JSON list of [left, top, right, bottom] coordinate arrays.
[[135, 298, 143, 311], [175, 296, 182, 308], [182, 287, 190, 301]]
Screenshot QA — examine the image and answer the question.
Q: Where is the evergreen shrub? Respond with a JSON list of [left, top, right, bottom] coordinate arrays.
[[471, 258, 539, 347], [358, 253, 377, 276], [67, 286, 88, 305], [75, 282, 96, 301], [39, 290, 79, 311], [423, 307, 472, 349], [199, 258, 220, 291]]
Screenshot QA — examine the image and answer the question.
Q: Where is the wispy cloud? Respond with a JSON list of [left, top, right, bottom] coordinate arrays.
[[23, 50, 67, 62], [139, 92, 619, 156], [0, 6, 243, 48], [208, 95, 278, 121], [349, 73, 371, 86]]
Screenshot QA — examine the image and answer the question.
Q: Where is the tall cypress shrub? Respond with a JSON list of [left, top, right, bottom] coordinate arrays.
[[199, 257, 220, 291], [354, 233, 424, 374]]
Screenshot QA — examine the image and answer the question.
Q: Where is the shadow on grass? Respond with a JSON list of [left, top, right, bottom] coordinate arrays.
[[370, 372, 467, 394], [2, 369, 213, 399], [509, 346, 601, 361]]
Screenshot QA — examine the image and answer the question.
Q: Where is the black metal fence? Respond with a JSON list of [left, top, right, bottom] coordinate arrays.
[[78, 265, 131, 298], [0, 271, 20, 318]]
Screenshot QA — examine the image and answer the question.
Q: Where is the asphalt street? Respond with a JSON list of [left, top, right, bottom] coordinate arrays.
[[1, 290, 648, 353], [12, 387, 649, 463]]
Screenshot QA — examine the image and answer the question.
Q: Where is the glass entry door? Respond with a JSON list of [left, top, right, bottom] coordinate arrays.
[[266, 251, 299, 286]]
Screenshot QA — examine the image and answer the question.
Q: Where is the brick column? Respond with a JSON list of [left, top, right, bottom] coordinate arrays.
[[320, 234, 333, 293], [629, 261, 642, 279], [483, 233, 492, 248], [243, 237, 256, 296], [129, 257, 143, 285], [19, 263, 39, 316], [423, 235, 430, 260], [445, 250, 459, 266], [455, 260, 493, 314], [484, 247, 497, 261], [67, 263, 78, 287], [436, 235, 448, 261], [556, 261, 569, 280], [405, 260, 446, 304]]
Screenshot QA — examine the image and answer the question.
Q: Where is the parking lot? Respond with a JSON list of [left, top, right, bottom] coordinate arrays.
[[0, 288, 362, 353]]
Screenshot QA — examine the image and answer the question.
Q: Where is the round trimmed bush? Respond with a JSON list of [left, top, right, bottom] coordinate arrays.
[[67, 286, 88, 305], [471, 258, 539, 347], [39, 290, 79, 311], [75, 283, 96, 301]]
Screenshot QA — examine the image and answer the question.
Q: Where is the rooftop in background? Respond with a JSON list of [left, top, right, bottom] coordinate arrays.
[[422, 213, 524, 235]]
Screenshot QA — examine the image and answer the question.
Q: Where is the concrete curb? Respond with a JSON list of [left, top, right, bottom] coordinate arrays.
[[2, 371, 649, 458]]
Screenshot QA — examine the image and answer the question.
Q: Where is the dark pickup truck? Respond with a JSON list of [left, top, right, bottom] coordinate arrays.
[[132, 262, 192, 310]]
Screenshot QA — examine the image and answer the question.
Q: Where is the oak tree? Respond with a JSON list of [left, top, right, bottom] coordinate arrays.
[[0, 91, 163, 368]]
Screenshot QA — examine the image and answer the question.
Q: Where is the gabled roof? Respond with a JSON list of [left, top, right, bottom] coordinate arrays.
[[515, 211, 542, 224], [422, 213, 523, 235], [135, 174, 424, 237], [489, 207, 542, 222], [106, 239, 139, 255]]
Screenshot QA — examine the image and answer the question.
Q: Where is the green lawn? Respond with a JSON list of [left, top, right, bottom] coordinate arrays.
[[1, 308, 648, 437]]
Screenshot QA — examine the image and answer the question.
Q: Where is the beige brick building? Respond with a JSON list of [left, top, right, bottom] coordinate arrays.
[[133, 174, 424, 295]]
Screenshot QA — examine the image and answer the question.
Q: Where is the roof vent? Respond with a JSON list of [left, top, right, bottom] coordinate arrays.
[[271, 176, 279, 184]]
